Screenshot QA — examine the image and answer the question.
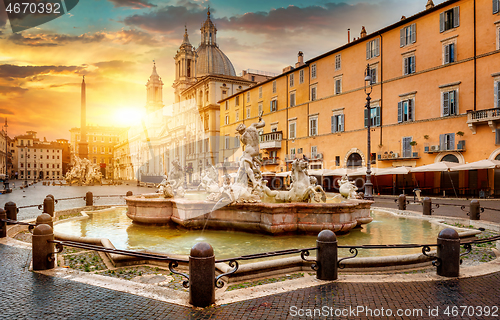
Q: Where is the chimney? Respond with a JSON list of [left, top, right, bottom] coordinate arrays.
[[283, 66, 294, 73], [348, 28, 350, 43], [295, 51, 304, 68], [360, 26, 367, 38], [426, 0, 435, 10]]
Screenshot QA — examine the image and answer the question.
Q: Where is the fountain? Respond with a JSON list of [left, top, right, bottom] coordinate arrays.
[[125, 114, 373, 234], [65, 155, 102, 185]]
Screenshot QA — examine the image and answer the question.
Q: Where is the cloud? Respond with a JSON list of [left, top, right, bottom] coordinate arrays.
[[7, 32, 106, 47], [0, 108, 15, 115], [108, 0, 157, 9], [0, 85, 28, 95], [0, 64, 85, 80], [111, 29, 162, 46]]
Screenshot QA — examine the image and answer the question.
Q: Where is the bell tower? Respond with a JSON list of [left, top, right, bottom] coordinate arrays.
[[201, 7, 217, 46], [173, 26, 197, 102], [145, 61, 164, 114]]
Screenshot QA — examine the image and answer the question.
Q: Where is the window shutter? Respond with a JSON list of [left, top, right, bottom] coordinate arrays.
[[453, 90, 458, 115], [497, 82, 500, 108], [341, 114, 345, 132], [439, 134, 446, 150], [375, 107, 381, 126], [494, 0, 500, 14], [411, 99, 415, 121], [444, 44, 450, 64], [404, 57, 408, 75], [440, 12, 445, 32], [496, 129, 500, 145], [411, 56, 416, 73], [411, 24, 416, 43], [331, 116, 335, 133], [443, 92, 449, 116], [275, 99, 278, 111], [450, 43, 455, 63], [403, 137, 411, 157], [364, 108, 369, 128], [400, 28, 405, 47], [449, 133, 455, 150], [366, 42, 370, 59], [375, 38, 380, 56], [407, 99, 413, 121], [453, 7, 460, 28], [398, 101, 403, 123]]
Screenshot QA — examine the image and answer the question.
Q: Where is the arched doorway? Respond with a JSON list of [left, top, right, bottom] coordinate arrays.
[[441, 154, 459, 196], [346, 153, 362, 168]]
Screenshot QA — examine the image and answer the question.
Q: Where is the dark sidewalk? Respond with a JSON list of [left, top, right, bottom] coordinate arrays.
[[1, 244, 499, 319]]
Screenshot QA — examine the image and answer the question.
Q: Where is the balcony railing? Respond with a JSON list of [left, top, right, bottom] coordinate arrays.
[[467, 108, 500, 134], [262, 157, 280, 165], [424, 141, 466, 154], [259, 131, 282, 149], [379, 151, 420, 161]]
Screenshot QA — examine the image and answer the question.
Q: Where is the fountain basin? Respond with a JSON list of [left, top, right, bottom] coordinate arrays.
[[125, 195, 373, 234]]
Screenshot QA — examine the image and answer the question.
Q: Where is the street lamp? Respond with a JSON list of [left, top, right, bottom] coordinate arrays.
[[2, 118, 8, 190], [364, 64, 374, 200], [24, 146, 28, 187]]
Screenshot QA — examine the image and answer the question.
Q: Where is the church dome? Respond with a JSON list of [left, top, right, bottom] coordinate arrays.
[[196, 45, 236, 77]]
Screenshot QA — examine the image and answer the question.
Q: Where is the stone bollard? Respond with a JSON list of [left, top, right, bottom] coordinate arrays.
[[43, 196, 55, 217], [398, 194, 407, 211], [436, 228, 460, 277], [85, 191, 93, 206], [423, 197, 432, 215], [126, 191, 133, 197], [36, 213, 53, 229], [32, 224, 55, 271], [470, 199, 480, 220], [316, 230, 338, 280], [0, 208, 6, 238], [189, 242, 215, 307], [4, 201, 18, 223]]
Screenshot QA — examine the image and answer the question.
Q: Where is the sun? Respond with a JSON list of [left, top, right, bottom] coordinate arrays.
[[114, 107, 145, 127]]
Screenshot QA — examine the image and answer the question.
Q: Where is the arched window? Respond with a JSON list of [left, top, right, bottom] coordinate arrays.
[[347, 153, 362, 168], [495, 154, 500, 161], [441, 154, 459, 163]]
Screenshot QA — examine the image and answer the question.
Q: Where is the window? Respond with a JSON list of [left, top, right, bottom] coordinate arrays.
[[400, 24, 416, 47], [403, 55, 415, 75], [290, 92, 296, 107], [334, 78, 342, 95], [251, 76, 255, 81], [495, 81, 500, 108], [235, 96, 240, 106], [270, 99, 278, 112], [443, 43, 456, 64], [331, 114, 345, 133], [309, 116, 318, 136], [310, 86, 317, 101], [495, 0, 500, 14], [398, 99, 414, 122], [258, 86, 262, 99], [235, 136, 240, 148], [311, 146, 317, 158], [364, 105, 381, 127], [225, 115, 229, 125], [272, 80, 277, 93], [299, 70, 304, 84], [440, 7, 460, 32], [335, 156, 340, 166], [225, 101, 228, 110], [311, 64, 317, 79], [335, 54, 341, 70], [93, 136, 96, 142], [368, 66, 377, 84], [402, 136, 412, 158], [497, 25, 500, 50], [246, 92, 250, 103], [235, 110, 239, 121], [366, 38, 380, 59], [225, 136, 230, 150], [246, 107, 251, 119], [290, 74, 294, 87], [442, 90, 458, 116], [440, 133, 455, 151], [289, 121, 296, 139], [496, 129, 500, 145], [290, 148, 296, 159], [258, 103, 263, 115]]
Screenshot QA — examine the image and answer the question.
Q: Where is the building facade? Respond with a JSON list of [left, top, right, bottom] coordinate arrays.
[[220, 0, 500, 195]]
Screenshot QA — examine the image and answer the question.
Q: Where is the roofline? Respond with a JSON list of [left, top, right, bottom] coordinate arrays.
[[180, 73, 255, 95]]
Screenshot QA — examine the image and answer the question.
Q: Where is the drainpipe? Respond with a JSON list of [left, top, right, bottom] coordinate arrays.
[[473, 0, 477, 111], [286, 74, 289, 171], [379, 33, 383, 147]]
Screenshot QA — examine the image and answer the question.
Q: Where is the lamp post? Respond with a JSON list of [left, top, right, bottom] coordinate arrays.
[[2, 118, 8, 190], [364, 64, 374, 200], [24, 146, 28, 187]]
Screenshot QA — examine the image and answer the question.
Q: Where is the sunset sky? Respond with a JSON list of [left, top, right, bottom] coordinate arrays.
[[0, 0, 443, 140]]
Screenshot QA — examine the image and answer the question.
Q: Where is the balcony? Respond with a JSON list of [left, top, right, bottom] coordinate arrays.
[[424, 141, 466, 154], [259, 131, 282, 149], [263, 157, 280, 165], [379, 151, 420, 161], [467, 108, 500, 134]]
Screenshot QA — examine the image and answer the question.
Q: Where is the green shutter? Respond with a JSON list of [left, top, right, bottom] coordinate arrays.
[[398, 102, 403, 123], [440, 12, 445, 32], [453, 7, 460, 28], [364, 108, 369, 128]]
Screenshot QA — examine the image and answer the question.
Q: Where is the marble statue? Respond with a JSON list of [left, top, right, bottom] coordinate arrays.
[[65, 156, 102, 185], [157, 175, 175, 198], [167, 159, 185, 197], [338, 175, 360, 199], [197, 165, 219, 194], [263, 159, 326, 203]]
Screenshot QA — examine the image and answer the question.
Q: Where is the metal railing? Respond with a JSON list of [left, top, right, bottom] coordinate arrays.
[[467, 107, 500, 122]]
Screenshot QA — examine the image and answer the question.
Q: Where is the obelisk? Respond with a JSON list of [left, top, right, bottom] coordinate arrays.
[[78, 76, 88, 159]]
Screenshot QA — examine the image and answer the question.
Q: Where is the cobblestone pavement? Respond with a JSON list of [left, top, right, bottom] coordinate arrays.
[[1, 244, 500, 319]]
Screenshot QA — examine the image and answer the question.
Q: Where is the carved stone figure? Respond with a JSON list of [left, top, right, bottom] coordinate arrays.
[[263, 159, 327, 203], [65, 156, 102, 185], [197, 165, 219, 193], [338, 175, 360, 199], [167, 159, 185, 197], [157, 175, 175, 198]]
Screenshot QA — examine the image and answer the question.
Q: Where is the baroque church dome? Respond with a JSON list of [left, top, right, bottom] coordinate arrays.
[[195, 9, 236, 77]]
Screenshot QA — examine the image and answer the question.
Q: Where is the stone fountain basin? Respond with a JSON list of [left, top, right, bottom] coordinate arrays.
[[125, 195, 373, 235]]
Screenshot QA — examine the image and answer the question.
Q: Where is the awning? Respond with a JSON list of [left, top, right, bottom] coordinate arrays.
[[450, 159, 500, 171], [411, 161, 460, 172], [276, 171, 291, 177], [374, 166, 412, 176], [261, 171, 276, 176]]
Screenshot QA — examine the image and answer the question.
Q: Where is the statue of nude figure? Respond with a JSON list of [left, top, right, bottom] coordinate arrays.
[[235, 111, 265, 189]]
